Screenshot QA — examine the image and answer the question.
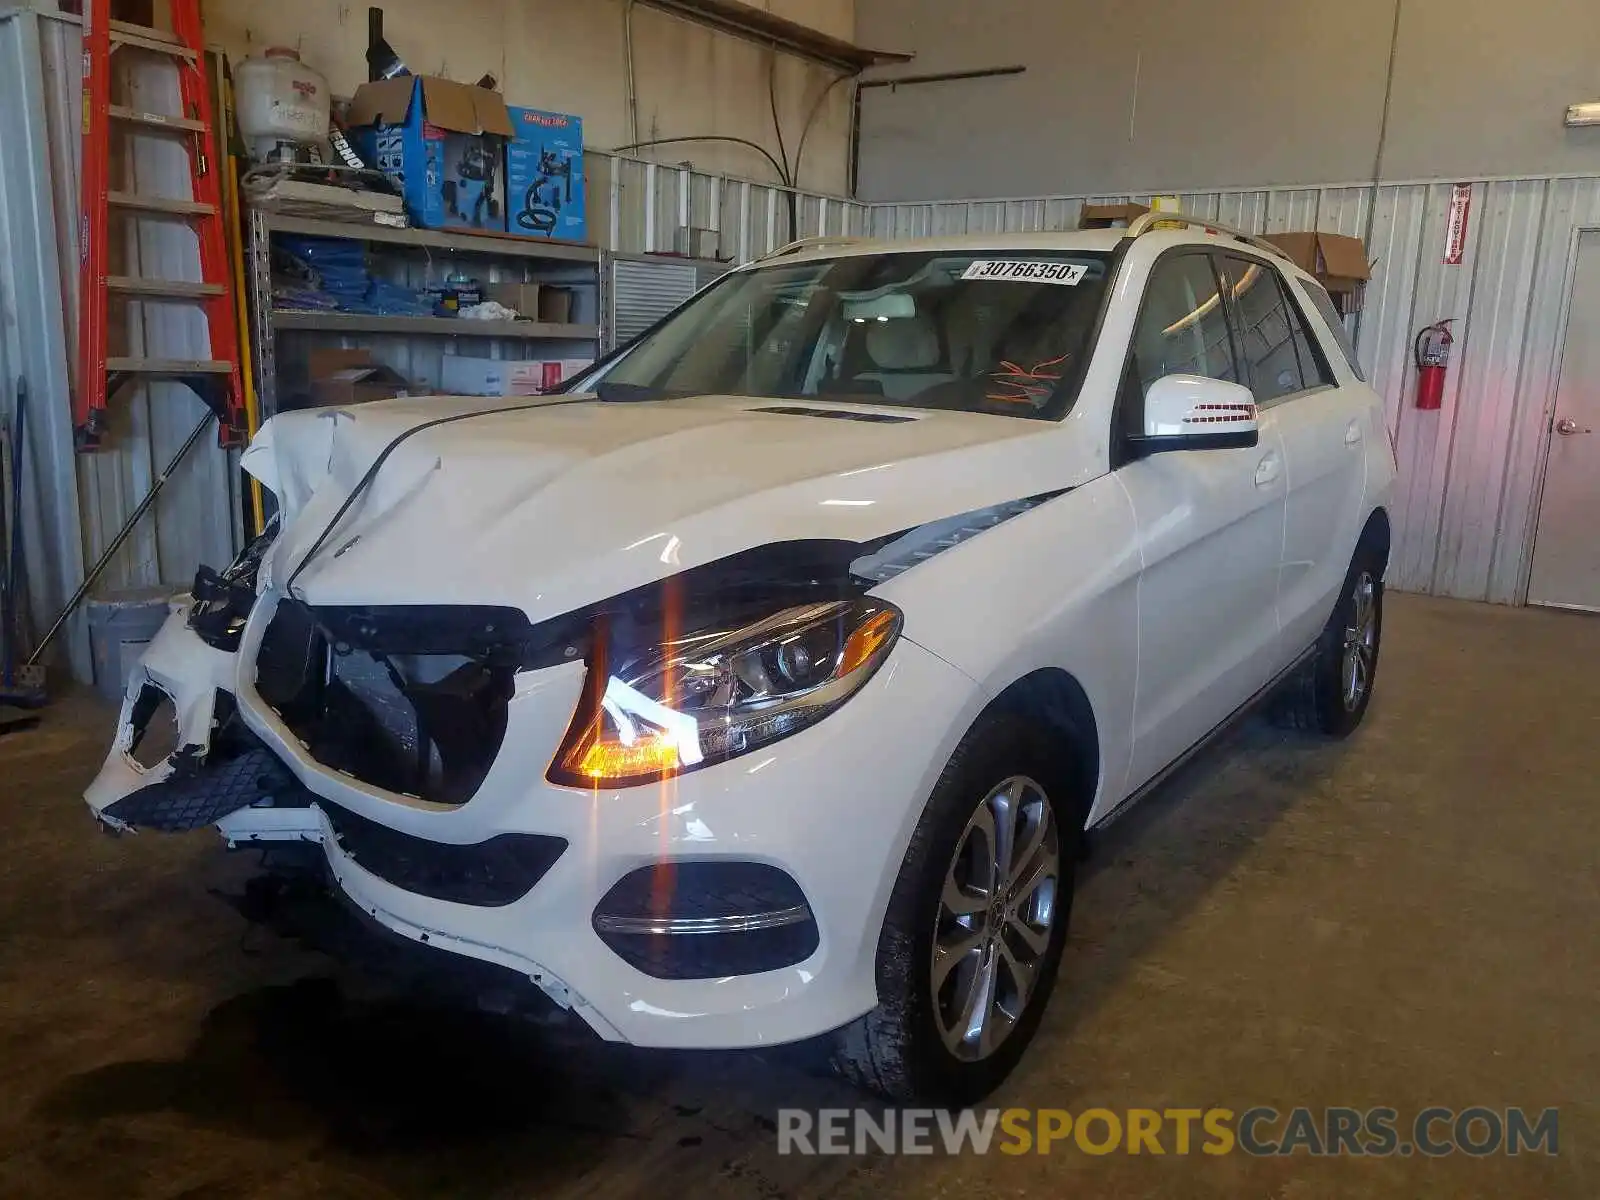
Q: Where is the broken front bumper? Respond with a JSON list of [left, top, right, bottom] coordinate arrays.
[[86, 594, 987, 1051], [85, 603, 316, 838]]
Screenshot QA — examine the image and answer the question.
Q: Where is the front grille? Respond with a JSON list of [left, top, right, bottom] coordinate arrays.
[[255, 599, 525, 807], [320, 799, 566, 907]]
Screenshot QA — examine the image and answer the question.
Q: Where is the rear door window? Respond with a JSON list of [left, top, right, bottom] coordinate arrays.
[[1219, 255, 1307, 403], [1296, 277, 1367, 381]]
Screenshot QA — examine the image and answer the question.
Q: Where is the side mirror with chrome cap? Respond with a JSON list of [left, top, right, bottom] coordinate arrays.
[[1128, 374, 1261, 455]]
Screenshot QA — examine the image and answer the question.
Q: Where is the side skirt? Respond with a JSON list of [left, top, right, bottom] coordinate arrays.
[[1089, 642, 1319, 834]]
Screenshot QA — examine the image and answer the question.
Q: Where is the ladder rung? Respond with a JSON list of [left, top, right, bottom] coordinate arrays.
[[107, 358, 234, 376], [107, 276, 226, 299], [108, 21, 199, 60], [108, 191, 216, 218], [109, 106, 207, 134]]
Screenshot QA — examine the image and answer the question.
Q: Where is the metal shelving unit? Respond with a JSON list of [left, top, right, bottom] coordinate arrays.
[[247, 208, 606, 413], [259, 213, 601, 263], [271, 312, 599, 340]]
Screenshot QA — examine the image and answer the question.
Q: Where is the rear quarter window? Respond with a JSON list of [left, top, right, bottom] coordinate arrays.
[[1295, 278, 1366, 381]]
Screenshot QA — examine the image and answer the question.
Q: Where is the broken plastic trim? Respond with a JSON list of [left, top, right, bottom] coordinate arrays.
[[188, 515, 281, 651], [102, 691, 311, 832], [126, 683, 180, 769]]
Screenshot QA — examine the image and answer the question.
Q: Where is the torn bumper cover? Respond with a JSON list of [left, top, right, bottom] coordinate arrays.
[[85, 603, 312, 835]]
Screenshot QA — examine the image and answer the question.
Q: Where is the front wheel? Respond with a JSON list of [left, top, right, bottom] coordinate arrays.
[[1273, 545, 1385, 737], [830, 714, 1083, 1104]]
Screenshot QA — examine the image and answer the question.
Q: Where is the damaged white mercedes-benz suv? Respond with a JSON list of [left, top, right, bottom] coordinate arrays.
[[87, 215, 1394, 1103]]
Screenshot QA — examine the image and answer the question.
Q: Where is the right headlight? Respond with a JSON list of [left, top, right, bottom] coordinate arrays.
[[548, 597, 902, 788]]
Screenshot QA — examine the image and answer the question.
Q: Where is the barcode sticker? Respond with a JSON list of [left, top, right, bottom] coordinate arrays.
[[962, 260, 1089, 285]]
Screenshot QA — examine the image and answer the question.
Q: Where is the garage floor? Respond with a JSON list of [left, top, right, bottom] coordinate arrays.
[[1, 593, 1595, 1199]]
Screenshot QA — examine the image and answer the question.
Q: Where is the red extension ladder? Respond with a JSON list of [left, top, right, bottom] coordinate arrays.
[[75, 0, 245, 452]]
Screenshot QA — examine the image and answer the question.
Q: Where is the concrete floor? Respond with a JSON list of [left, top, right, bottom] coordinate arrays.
[[0, 592, 1595, 1199]]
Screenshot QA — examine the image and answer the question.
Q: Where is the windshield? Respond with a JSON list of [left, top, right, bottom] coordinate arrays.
[[591, 250, 1114, 420]]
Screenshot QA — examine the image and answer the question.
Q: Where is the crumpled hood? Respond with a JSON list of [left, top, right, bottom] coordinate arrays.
[[243, 393, 1098, 620]]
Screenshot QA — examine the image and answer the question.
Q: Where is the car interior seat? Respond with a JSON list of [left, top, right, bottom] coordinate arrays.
[[851, 314, 958, 400]]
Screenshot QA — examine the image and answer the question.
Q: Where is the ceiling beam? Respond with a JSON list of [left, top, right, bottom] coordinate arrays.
[[637, 0, 912, 73]]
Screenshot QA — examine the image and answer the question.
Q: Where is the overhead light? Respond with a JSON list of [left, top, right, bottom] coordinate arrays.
[[1565, 102, 1600, 128]]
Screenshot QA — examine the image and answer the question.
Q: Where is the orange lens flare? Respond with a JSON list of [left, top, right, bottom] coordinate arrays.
[[575, 731, 682, 780], [839, 609, 900, 676]]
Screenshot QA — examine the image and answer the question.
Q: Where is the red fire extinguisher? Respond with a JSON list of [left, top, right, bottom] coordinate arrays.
[[1413, 320, 1455, 410]]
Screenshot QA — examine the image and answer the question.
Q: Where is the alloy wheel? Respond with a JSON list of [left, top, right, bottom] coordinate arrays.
[[931, 775, 1060, 1062], [1342, 571, 1378, 711]]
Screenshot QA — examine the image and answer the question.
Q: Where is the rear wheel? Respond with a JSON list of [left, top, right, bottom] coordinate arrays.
[[831, 714, 1082, 1103], [1273, 544, 1385, 737]]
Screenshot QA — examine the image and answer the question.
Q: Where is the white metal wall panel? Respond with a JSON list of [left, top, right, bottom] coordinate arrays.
[[587, 149, 858, 261], [860, 174, 1600, 604], [0, 8, 89, 678]]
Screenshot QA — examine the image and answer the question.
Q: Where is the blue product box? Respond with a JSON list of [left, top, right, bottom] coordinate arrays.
[[504, 106, 587, 243], [346, 76, 513, 234]]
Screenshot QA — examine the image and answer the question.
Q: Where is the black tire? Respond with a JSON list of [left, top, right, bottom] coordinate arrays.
[[1272, 541, 1385, 737], [830, 713, 1084, 1104]]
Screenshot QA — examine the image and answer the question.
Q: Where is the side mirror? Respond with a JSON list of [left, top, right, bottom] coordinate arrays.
[[1128, 374, 1260, 455]]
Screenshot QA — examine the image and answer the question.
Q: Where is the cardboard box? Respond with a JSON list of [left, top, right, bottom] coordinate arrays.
[[441, 355, 552, 397], [346, 76, 513, 234], [544, 358, 595, 389], [1079, 202, 1150, 229], [537, 286, 575, 324], [1264, 231, 1372, 309], [504, 106, 587, 243], [441, 355, 593, 396], [306, 349, 411, 407], [481, 281, 542, 317]]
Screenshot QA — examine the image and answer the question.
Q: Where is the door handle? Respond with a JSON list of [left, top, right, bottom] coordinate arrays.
[[1555, 417, 1590, 436], [1255, 452, 1282, 487], [1344, 418, 1362, 446]]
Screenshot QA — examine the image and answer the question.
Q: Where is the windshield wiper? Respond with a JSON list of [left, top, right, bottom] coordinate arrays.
[[595, 381, 678, 403]]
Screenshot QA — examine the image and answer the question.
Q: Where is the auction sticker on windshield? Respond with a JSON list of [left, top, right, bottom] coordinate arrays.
[[962, 260, 1090, 285]]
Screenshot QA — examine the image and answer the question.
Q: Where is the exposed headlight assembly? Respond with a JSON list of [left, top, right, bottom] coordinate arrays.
[[188, 517, 279, 651], [549, 598, 902, 787]]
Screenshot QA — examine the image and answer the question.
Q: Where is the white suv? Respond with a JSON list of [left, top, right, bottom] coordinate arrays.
[[87, 214, 1394, 1104]]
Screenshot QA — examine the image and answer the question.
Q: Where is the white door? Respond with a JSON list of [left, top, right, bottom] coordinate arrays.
[[1528, 231, 1600, 611], [1119, 252, 1287, 791], [1218, 253, 1369, 653]]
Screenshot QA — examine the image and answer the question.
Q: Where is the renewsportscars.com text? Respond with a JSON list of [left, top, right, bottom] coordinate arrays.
[[777, 1106, 1559, 1157]]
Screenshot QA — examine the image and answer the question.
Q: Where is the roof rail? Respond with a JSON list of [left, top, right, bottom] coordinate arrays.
[[1122, 211, 1290, 261], [760, 235, 867, 261]]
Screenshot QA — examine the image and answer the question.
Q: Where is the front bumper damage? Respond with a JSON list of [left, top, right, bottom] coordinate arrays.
[[85, 593, 988, 1050], [85, 603, 318, 840]]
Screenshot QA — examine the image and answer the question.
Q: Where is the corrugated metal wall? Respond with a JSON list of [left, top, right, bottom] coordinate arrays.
[[1, 6, 865, 681], [588, 154, 867, 260], [867, 179, 1599, 604]]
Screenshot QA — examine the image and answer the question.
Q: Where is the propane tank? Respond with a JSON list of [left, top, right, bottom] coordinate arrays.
[[235, 47, 331, 163]]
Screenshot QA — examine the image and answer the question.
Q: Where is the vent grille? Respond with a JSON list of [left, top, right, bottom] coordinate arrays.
[[610, 259, 701, 345], [752, 405, 916, 424]]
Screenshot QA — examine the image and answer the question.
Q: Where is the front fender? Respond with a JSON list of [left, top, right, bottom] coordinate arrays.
[[872, 473, 1141, 821]]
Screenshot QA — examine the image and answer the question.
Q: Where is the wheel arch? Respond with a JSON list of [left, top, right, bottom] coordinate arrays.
[[980, 668, 1101, 822], [1360, 507, 1392, 577]]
